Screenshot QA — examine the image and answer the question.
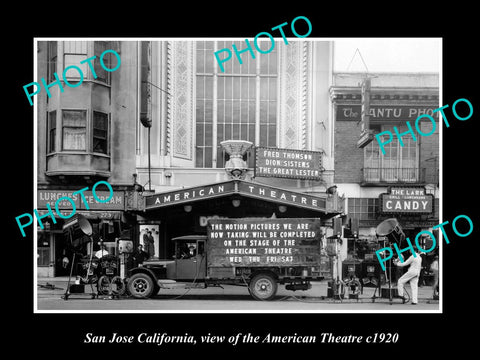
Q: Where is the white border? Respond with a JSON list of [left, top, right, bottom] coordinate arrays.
[[33, 37, 442, 314]]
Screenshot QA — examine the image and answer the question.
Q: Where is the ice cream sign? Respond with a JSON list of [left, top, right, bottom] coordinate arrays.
[[380, 187, 433, 214]]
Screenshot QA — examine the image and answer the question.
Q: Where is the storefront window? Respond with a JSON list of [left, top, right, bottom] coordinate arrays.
[[37, 232, 50, 267], [348, 198, 378, 220], [195, 40, 278, 168]]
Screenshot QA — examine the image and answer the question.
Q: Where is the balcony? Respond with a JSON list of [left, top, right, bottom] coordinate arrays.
[[361, 167, 427, 186]]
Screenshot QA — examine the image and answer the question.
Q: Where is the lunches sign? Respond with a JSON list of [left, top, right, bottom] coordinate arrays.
[[255, 147, 323, 180]]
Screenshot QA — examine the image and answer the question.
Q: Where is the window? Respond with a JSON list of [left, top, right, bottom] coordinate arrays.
[[47, 110, 56, 153], [62, 110, 86, 151], [94, 41, 111, 84], [62, 41, 112, 84], [196, 41, 214, 167], [195, 40, 278, 168], [364, 124, 418, 182], [348, 198, 378, 220], [93, 111, 109, 154], [37, 232, 50, 267], [47, 41, 57, 83], [63, 41, 88, 81]]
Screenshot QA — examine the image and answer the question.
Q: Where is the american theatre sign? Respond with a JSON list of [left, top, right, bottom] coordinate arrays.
[[142, 180, 341, 214]]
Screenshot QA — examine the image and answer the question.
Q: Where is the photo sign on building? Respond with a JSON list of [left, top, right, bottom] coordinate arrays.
[[255, 147, 323, 180], [380, 187, 433, 214], [336, 105, 439, 122], [207, 218, 323, 267]]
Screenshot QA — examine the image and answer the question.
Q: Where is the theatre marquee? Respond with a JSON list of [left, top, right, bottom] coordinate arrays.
[[255, 147, 323, 180]]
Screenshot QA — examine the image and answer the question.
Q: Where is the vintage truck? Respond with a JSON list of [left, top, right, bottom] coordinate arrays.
[[126, 218, 332, 301]]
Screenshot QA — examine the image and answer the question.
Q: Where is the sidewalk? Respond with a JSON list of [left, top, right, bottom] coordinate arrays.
[[36, 276, 439, 303]]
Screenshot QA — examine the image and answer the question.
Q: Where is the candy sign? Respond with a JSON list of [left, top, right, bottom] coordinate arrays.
[[379, 187, 433, 214]]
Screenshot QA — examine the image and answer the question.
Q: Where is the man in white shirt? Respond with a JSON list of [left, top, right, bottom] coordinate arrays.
[[394, 251, 423, 305]]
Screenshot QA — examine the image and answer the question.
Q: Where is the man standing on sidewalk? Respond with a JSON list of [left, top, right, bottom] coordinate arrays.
[[394, 250, 423, 305]]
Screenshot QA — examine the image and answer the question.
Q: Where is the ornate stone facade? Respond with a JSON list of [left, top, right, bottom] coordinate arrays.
[[278, 41, 310, 150], [166, 41, 195, 160]]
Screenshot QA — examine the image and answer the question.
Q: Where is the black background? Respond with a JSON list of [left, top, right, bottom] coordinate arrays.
[[6, 3, 478, 356]]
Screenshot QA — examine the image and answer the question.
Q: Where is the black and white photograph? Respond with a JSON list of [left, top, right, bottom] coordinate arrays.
[[32, 37, 442, 312], [7, 7, 478, 356]]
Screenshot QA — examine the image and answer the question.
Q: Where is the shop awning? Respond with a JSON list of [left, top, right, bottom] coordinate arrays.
[[141, 179, 344, 215]]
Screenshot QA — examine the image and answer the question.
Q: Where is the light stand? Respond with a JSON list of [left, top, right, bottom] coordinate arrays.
[[388, 243, 393, 305], [148, 126, 151, 191], [63, 229, 75, 300], [375, 218, 405, 304], [334, 236, 345, 301], [140, 116, 152, 192]]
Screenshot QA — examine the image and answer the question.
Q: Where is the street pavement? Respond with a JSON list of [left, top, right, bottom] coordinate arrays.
[[36, 277, 440, 312]]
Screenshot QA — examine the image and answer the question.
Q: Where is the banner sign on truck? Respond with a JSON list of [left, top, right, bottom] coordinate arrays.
[[207, 218, 323, 267]]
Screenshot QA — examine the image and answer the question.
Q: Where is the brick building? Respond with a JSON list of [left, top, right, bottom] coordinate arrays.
[[331, 72, 440, 280]]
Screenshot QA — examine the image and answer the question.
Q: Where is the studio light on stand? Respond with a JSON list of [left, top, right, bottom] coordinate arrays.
[[375, 218, 405, 304], [140, 115, 152, 192]]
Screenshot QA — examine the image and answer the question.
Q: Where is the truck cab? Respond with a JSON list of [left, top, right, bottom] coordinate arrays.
[[168, 235, 207, 280], [127, 235, 207, 298]]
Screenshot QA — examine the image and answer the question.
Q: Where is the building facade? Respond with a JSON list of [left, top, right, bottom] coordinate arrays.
[[331, 72, 440, 283], [131, 40, 343, 261], [36, 39, 345, 277], [36, 40, 138, 277], [35, 39, 439, 283]]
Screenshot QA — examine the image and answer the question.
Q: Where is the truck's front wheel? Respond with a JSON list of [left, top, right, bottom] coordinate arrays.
[[127, 273, 155, 299], [249, 273, 278, 301]]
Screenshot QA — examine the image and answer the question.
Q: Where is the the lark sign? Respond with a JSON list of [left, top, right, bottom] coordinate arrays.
[[255, 147, 323, 180], [207, 218, 322, 267], [380, 187, 433, 214]]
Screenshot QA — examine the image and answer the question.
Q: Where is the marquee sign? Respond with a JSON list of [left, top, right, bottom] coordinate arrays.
[[207, 218, 323, 267], [379, 187, 434, 214], [143, 180, 339, 213], [255, 146, 323, 180], [145, 181, 236, 209]]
